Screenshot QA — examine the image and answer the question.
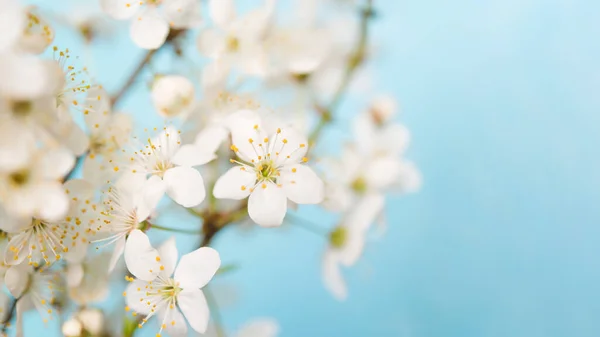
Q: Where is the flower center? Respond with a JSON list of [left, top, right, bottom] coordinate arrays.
[[11, 100, 33, 117], [9, 169, 31, 187], [351, 177, 367, 194], [329, 227, 347, 248], [226, 36, 240, 52], [256, 160, 279, 183], [153, 160, 173, 178], [291, 72, 311, 83]]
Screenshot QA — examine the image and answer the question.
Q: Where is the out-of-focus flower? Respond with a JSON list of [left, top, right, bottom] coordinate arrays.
[[18, 7, 54, 54], [197, 0, 275, 77], [322, 194, 384, 300], [0, 147, 74, 221], [100, 0, 201, 49], [151, 75, 196, 118], [124, 232, 221, 336], [199, 318, 279, 337], [214, 110, 324, 227], [0, 0, 26, 53], [1, 179, 97, 266], [67, 253, 111, 305], [5, 263, 60, 335]]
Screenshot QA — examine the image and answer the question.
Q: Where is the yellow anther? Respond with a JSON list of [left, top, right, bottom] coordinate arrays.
[[261, 183, 267, 189], [241, 186, 246, 191], [302, 157, 308, 162], [283, 139, 288, 144]]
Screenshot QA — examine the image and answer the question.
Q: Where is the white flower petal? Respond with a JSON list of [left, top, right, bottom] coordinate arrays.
[[163, 166, 206, 207], [322, 251, 347, 301], [130, 9, 169, 49], [227, 109, 266, 163], [125, 279, 152, 315], [271, 127, 308, 166], [177, 288, 209, 333], [157, 236, 178, 278], [137, 175, 166, 221], [0, 0, 25, 52], [66, 263, 84, 287], [346, 194, 385, 233], [174, 247, 220, 289], [196, 28, 226, 58], [155, 125, 182, 159], [201, 60, 230, 92], [5, 263, 31, 298], [364, 156, 402, 190], [280, 165, 323, 204], [40, 147, 75, 180], [158, 305, 188, 337], [34, 182, 69, 221], [108, 236, 125, 273], [163, 0, 202, 29], [83, 86, 111, 132], [213, 166, 256, 200], [171, 144, 216, 167], [100, 0, 140, 19], [248, 182, 287, 227], [64, 123, 90, 156], [208, 0, 235, 28], [338, 229, 365, 267], [151, 75, 195, 118], [194, 125, 229, 155], [124, 229, 161, 281], [237, 319, 279, 337]]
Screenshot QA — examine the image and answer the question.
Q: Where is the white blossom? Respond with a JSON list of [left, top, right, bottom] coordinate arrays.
[[100, 0, 201, 49], [124, 231, 221, 336], [322, 194, 384, 300], [214, 110, 324, 227]]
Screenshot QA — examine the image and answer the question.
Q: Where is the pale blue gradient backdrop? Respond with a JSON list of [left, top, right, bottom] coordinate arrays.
[[20, 0, 600, 336]]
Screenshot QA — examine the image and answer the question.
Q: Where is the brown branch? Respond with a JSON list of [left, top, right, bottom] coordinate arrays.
[[308, 0, 375, 146], [1, 298, 16, 334], [110, 48, 157, 107]]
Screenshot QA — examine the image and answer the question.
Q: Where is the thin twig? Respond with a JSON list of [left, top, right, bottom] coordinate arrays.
[[149, 223, 203, 235], [308, 0, 374, 146], [1, 298, 16, 334], [110, 49, 157, 107]]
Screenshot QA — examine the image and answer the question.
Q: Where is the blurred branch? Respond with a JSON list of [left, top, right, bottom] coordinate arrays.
[[110, 29, 186, 107], [308, 0, 375, 146], [1, 298, 16, 334], [110, 48, 157, 107]]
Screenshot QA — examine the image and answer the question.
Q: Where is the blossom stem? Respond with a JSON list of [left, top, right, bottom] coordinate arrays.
[[0, 298, 16, 333], [204, 287, 227, 337], [285, 213, 328, 237], [308, 0, 374, 147], [149, 223, 202, 235]]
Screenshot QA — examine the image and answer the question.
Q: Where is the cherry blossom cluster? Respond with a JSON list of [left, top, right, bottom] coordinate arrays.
[[0, 0, 420, 336]]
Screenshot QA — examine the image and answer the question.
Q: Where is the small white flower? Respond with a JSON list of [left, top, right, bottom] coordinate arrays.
[[100, 0, 201, 49], [200, 318, 279, 337], [5, 263, 59, 334], [213, 110, 324, 227], [0, 0, 26, 53], [197, 0, 275, 76], [130, 126, 214, 208], [151, 75, 196, 118], [124, 231, 221, 336], [18, 7, 55, 54], [0, 147, 74, 221], [322, 194, 384, 300], [67, 253, 112, 305], [80, 87, 133, 185], [95, 171, 163, 272], [2, 179, 98, 267]]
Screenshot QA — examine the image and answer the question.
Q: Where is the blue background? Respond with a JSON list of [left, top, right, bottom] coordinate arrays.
[[20, 0, 600, 336]]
